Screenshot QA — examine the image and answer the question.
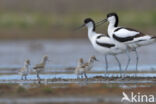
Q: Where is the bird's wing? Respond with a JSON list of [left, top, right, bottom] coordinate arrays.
[[96, 35, 115, 48], [33, 63, 44, 69], [114, 28, 140, 37], [81, 63, 89, 68], [19, 67, 24, 72], [113, 27, 144, 42]]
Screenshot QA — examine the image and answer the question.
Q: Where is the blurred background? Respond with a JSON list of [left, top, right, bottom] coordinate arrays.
[[0, 0, 155, 70], [0, 0, 156, 39], [0, 1, 156, 104]]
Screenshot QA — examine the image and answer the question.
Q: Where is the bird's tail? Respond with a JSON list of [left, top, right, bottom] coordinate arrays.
[[150, 36, 156, 43], [33, 66, 37, 69], [134, 35, 156, 47], [151, 36, 156, 40]]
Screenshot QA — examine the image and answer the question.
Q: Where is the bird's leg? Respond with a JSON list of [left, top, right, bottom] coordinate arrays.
[[114, 55, 122, 77], [81, 74, 83, 79], [38, 79, 41, 84], [37, 72, 40, 80], [124, 50, 131, 77], [25, 76, 27, 80], [134, 49, 139, 77], [84, 72, 88, 81], [105, 55, 108, 77], [37, 72, 41, 84], [21, 75, 23, 80], [77, 74, 80, 80]]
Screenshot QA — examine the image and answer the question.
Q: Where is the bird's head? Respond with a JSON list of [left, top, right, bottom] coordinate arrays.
[[106, 12, 119, 27]]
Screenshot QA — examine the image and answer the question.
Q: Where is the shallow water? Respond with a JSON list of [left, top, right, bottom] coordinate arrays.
[[0, 39, 155, 72], [0, 39, 155, 104], [1, 73, 156, 80], [0, 73, 155, 84], [0, 97, 121, 104]]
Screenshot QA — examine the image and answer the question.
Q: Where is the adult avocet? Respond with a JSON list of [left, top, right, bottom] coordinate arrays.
[[19, 59, 31, 80], [97, 12, 156, 76], [79, 18, 129, 77]]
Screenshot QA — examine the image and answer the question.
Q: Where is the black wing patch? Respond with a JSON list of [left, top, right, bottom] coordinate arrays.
[[114, 27, 123, 32], [152, 36, 156, 39], [97, 35, 104, 39], [96, 41, 115, 48], [97, 34, 110, 39], [113, 27, 145, 42], [113, 34, 134, 42]]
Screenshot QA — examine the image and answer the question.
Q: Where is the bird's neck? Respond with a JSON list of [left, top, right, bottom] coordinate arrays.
[[41, 59, 47, 65], [78, 61, 83, 66], [88, 60, 94, 69], [88, 59, 94, 65], [87, 25, 96, 43], [24, 64, 29, 71], [108, 21, 116, 37]]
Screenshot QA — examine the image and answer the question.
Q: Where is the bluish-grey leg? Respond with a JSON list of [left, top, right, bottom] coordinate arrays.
[[84, 72, 88, 81], [134, 49, 139, 77], [81, 74, 83, 79], [125, 50, 131, 77], [21, 76, 23, 80], [77, 74, 80, 79], [105, 55, 108, 77], [25, 76, 27, 80], [114, 55, 122, 77]]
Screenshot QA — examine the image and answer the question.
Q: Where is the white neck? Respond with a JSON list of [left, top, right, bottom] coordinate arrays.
[[108, 21, 116, 37], [88, 27, 94, 38], [86, 23, 96, 43]]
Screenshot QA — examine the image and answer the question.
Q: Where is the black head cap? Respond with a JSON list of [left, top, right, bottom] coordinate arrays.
[[107, 12, 119, 27], [84, 18, 96, 31]]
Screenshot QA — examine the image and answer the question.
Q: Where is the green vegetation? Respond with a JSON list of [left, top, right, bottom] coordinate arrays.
[[42, 87, 53, 94], [0, 11, 156, 29], [0, 11, 155, 39], [17, 86, 26, 93]]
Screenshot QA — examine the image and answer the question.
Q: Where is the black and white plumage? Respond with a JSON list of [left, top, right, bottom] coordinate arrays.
[[98, 12, 156, 76], [80, 18, 129, 77], [106, 13, 156, 47]]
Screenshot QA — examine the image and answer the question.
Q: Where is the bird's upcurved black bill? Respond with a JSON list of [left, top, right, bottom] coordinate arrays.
[[75, 24, 85, 31], [96, 18, 107, 26]]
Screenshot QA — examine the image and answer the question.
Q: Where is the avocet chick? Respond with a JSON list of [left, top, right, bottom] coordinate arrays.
[[75, 56, 98, 80], [75, 58, 84, 79], [33, 55, 49, 80], [19, 59, 31, 80], [84, 56, 98, 71]]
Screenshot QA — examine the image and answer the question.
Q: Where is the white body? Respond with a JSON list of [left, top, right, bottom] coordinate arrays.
[[107, 16, 156, 50], [86, 22, 127, 55]]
